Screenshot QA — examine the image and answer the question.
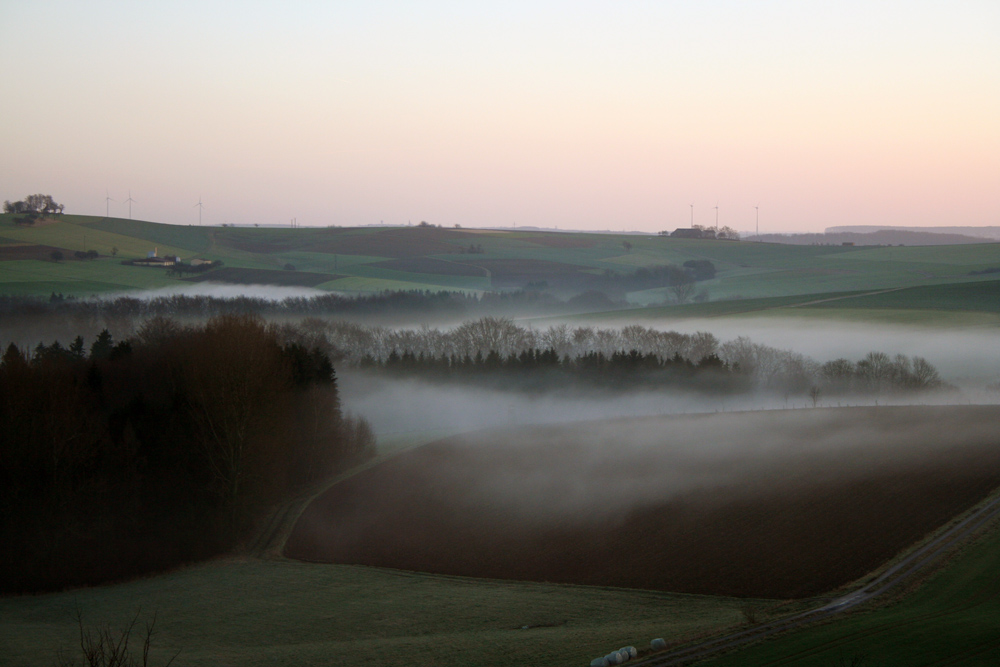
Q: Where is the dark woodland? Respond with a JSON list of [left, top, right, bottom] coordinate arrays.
[[0, 314, 374, 594]]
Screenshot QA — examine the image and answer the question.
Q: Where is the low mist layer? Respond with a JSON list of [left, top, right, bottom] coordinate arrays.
[[286, 406, 1000, 598]]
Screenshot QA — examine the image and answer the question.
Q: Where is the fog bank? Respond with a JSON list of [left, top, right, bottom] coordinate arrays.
[[579, 316, 1000, 384], [339, 371, 997, 443]]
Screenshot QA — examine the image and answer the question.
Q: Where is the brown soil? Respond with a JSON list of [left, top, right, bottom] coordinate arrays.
[[0, 244, 81, 261], [184, 267, 340, 286], [310, 228, 468, 258], [285, 406, 1000, 599], [519, 233, 597, 249]]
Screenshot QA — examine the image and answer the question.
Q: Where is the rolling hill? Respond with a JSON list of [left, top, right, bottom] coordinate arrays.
[[2, 215, 999, 315]]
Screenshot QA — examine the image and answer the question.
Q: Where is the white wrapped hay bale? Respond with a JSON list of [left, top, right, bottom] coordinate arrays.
[[590, 658, 610, 667], [619, 646, 637, 660], [650, 637, 667, 651], [605, 651, 624, 665]]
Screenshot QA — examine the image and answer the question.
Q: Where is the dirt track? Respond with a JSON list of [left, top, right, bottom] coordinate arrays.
[[285, 406, 1000, 598]]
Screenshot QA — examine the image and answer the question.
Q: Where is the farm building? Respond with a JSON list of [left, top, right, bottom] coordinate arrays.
[[670, 228, 716, 239], [131, 249, 178, 266]]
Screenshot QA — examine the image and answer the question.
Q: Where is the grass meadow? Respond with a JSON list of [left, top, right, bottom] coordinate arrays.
[[0, 558, 761, 667], [708, 519, 1000, 666]]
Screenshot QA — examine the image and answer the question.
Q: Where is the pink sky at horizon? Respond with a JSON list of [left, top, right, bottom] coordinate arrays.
[[1, 1, 997, 233]]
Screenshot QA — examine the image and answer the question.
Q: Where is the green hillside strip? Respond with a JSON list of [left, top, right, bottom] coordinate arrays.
[[318, 276, 486, 294], [584, 281, 1000, 324], [2, 220, 193, 260], [83, 217, 213, 253], [185, 267, 342, 287], [569, 292, 867, 322], [799, 279, 1000, 313], [344, 262, 491, 290], [274, 251, 387, 272], [838, 242, 1000, 266], [0, 260, 180, 293], [708, 521, 1000, 666], [0, 559, 761, 667], [372, 257, 487, 277], [0, 279, 129, 297]]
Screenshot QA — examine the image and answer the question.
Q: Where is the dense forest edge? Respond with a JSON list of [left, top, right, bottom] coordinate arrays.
[[0, 314, 374, 594]]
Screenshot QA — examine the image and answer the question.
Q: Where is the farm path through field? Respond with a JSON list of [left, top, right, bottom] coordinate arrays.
[[632, 490, 1000, 666], [784, 287, 908, 309]]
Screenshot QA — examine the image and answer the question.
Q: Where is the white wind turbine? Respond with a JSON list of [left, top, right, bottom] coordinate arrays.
[[104, 190, 115, 218], [124, 191, 136, 219], [194, 197, 205, 226]]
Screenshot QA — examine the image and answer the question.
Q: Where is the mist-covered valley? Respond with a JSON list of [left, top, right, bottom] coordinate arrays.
[[5, 291, 999, 441], [287, 405, 1000, 598]]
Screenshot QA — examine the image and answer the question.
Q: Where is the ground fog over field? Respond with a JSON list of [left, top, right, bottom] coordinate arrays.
[[287, 406, 1000, 598]]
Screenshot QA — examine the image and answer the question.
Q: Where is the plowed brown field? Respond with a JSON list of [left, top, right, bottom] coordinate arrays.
[[285, 406, 1000, 598], [0, 244, 84, 261]]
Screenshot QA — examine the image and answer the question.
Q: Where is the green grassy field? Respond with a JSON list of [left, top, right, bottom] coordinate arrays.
[[707, 521, 1000, 667], [3, 215, 999, 309], [0, 551, 766, 667]]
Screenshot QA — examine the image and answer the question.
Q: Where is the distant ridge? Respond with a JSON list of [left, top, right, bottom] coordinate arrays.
[[826, 225, 1000, 241], [753, 229, 997, 246]]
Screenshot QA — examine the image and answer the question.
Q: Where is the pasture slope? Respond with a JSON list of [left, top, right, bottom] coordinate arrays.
[[0, 558, 763, 667], [2, 215, 1000, 320], [705, 518, 1000, 666]]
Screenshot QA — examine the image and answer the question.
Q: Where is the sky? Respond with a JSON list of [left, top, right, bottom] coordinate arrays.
[[1, 1, 998, 233]]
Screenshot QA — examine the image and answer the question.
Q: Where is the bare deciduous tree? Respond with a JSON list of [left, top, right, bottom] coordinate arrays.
[[59, 609, 178, 667]]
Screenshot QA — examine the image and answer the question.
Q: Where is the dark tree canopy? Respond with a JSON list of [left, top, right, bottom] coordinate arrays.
[[4, 194, 64, 224], [0, 315, 375, 593]]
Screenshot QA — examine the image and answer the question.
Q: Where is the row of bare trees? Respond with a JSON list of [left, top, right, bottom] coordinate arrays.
[[272, 317, 944, 396], [276, 318, 722, 364]]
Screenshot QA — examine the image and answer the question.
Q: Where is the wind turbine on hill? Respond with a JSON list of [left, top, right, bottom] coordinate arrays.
[[754, 205, 760, 240], [714, 204, 719, 234], [124, 191, 136, 219], [104, 190, 115, 218], [194, 197, 205, 226]]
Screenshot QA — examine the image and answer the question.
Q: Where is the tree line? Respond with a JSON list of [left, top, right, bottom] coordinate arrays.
[[0, 289, 586, 321], [3, 291, 948, 397], [0, 314, 374, 594], [0, 290, 622, 348], [276, 317, 943, 397], [366, 347, 746, 393]]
